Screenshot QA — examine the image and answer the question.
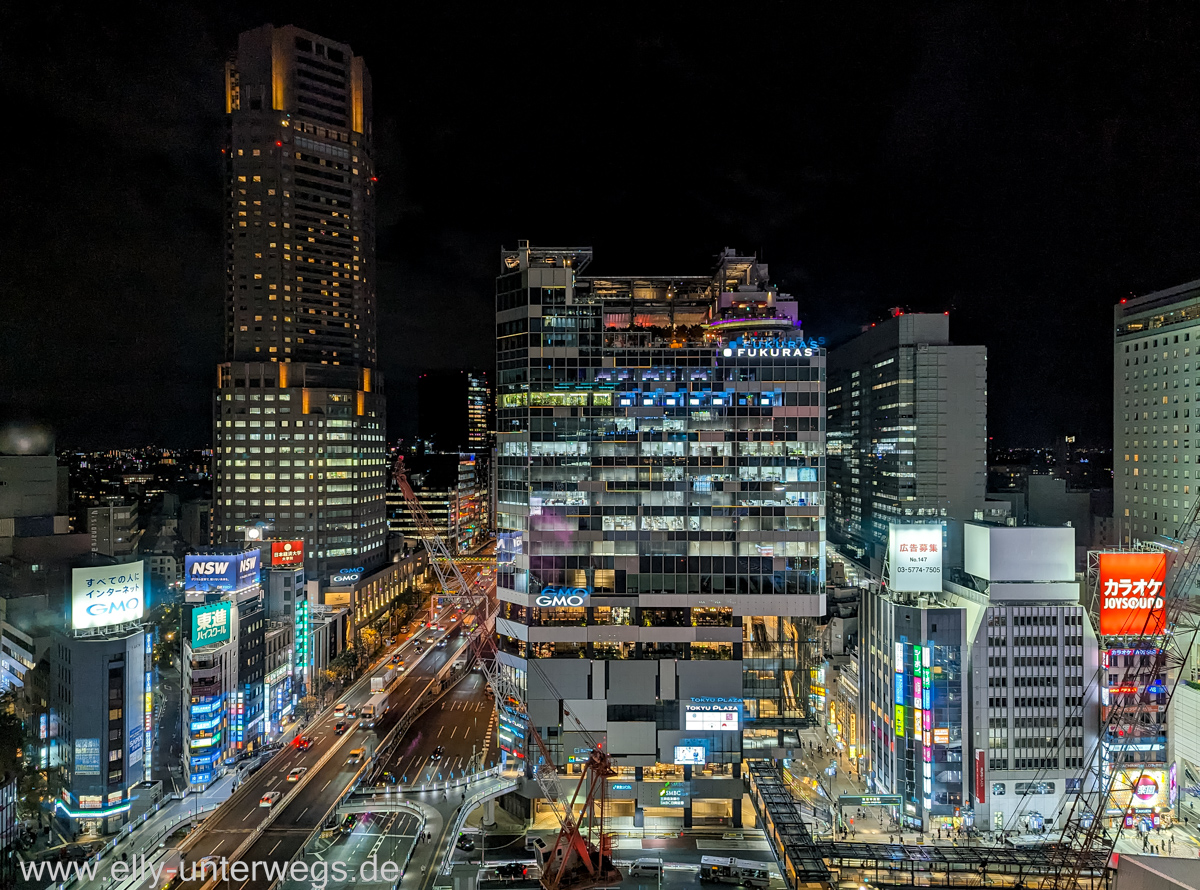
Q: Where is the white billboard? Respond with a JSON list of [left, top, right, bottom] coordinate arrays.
[[72, 562, 145, 631], [964, 524, 1074, 582], [888, 524, 943, 592]]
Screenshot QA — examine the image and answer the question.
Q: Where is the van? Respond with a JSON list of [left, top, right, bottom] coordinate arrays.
[[348, 748, 366, 763], [629, 859, 663, 880]]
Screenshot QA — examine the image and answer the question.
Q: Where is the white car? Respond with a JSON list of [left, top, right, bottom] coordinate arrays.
[[287, 767, 308, 782], [260, 791, 282, 807]]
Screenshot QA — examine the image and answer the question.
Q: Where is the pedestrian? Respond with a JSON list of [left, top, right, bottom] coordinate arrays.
[[889, 835, 893, 844]]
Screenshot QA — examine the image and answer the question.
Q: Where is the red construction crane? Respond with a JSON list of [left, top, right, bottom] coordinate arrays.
[[393, 458, 621, 890]]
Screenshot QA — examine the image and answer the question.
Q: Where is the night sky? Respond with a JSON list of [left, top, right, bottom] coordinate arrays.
[[5, 2, 1200, 450]]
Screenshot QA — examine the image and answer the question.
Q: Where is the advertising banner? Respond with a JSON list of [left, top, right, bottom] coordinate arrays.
[[1098, 552, 1168, 636], [72, 563, 145, 631], [270, 540, 305, 566], [975, 750, 986, 803], [186, 551, 260, 592], [888, 524, 943, 592], [74, 738, 101, 776], [191, 601, 232, 647]]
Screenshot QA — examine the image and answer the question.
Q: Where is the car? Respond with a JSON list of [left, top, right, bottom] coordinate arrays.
[[334, 704, 347, 716], [260, 791, 282, 808], [295, 736, 314, 750], [395, 660, 406, 671], [340, 814, 356, 833], [198, 855, 221, 873], [335, 721, 348, 735], [348, 748, 366, 763], [455, 835, 476, 852], [287, 767, 308, 782], [438, 639, 448, 648], [431, 745, 445, 761], [346, 708, 357, 718]]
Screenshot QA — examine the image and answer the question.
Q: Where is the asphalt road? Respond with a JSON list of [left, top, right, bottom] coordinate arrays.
[[177, 622, 470, 890], [278, 811, 420, 890], [383, 670, 496, 787]]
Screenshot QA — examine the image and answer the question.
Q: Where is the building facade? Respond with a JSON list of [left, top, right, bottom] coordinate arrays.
[[962, 524, 1099, 835], [495, 243, 826, 827], [1113, 280, 1200, 545], [827, 313, 987, 568], [389, 452, 487, 552], [213, 24, 387, 582], [50, 627, 148, 833], [87, 501, 140, 558]]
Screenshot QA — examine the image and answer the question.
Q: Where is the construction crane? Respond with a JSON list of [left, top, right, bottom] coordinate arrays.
[[1048, 510, 1200, 889], [393, 459, 621, 890]]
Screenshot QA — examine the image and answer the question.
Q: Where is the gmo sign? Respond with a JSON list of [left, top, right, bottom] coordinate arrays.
[[534, 586, 591, 607]]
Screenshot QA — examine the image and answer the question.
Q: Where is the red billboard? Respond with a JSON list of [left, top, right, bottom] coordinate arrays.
[[975, 749, 986, 804], [1099, 552, 1167, 636], [271, 540, 306, 566]]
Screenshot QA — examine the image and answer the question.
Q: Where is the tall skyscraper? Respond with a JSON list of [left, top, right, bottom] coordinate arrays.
[[214, 25, 387, 581], [495, 243, 825, 827], [826, 312, 987, 568], [417, 369, 493, 452], [1113, 280, 1200, 545]]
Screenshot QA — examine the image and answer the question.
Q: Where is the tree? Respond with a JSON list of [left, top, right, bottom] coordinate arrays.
[[0, 691, 25, 777], [359, 626, 381, 656]]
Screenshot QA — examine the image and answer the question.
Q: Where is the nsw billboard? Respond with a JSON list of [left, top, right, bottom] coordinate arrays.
[[1099, 551, 1167, 636], [72, 562, 145, 631], [185, 551, 260, 592]]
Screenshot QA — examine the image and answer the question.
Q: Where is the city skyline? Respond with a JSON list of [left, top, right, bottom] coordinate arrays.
[[8, 4, 1200, 449]]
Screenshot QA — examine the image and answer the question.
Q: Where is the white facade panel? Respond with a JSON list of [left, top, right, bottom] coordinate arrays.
[[964, 524, 1075, 582]]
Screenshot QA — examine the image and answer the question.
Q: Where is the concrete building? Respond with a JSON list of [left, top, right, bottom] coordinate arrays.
[[1112, 280, 1200, 544], [859, 565, 977, 832], [961, 523, 1099, 835], [494, 243, 826, 827], [389, 452, 486, 552], [418, 369, 493, 452], [827, 312, 987, 570], [88, 500, 141, 558], [213, 24, 387, 582], [50, 626, 148, 833], [322, 549, 429, 646]]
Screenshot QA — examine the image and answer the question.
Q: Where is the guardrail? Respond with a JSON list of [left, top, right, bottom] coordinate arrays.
[[437, 777, 520, 877], [349, 765, 503, 802], [37, 799, 224, 890]]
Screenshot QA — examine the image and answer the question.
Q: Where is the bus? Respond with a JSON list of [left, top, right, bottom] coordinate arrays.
[[699, 857, 770, 889], [360, 691, 390, 727]]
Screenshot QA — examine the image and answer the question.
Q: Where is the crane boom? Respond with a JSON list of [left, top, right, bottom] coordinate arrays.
[[392, 458, 614, 872]]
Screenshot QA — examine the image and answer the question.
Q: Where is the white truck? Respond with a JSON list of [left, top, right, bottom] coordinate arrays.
[[370, 666, 396, 693]]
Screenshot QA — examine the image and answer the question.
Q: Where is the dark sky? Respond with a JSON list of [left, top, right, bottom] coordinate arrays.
[[5, 2, 1200, 450]]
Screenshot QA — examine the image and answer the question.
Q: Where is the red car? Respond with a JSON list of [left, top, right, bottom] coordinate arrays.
[[295, 736, 314, 751]]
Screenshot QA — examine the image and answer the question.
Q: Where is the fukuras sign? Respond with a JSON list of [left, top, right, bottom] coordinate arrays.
[[534, 586, 591, 607], [721, 335, 822, 359], [1099, 551, 1168, 636]]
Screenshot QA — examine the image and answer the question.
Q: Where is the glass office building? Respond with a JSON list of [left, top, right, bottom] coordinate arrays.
[[494, 243, 826, 827]]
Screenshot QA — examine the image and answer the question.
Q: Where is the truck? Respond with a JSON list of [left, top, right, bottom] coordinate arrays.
[[370, 666, 396, 693], [360, 690, 390, 727]]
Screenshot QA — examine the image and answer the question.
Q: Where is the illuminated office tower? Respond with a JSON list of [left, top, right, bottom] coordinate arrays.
[[826, 312, 986, 568], [495, 243, 826, 827], [213, 25, 387, 582]]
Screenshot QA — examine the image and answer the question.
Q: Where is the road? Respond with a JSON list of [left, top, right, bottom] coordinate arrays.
[[278, 811, 420, 890], [176, 619, 471, 890], [382, 670, 496, 787]]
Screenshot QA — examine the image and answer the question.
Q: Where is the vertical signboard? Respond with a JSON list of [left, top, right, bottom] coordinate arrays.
[[74, 739, 101, 776], [1098, 551, 1168, 635], [975, 749, 986, 803], [888, 524, 943, 592]]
